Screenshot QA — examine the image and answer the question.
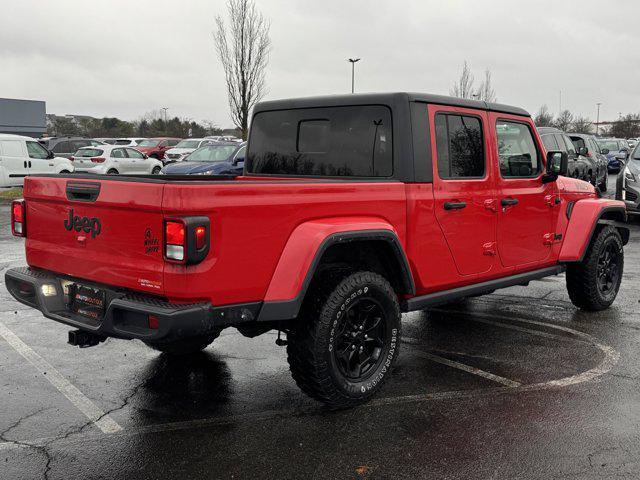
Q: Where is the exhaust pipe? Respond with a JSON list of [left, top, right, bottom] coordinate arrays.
[[68, 330, 106, 348]]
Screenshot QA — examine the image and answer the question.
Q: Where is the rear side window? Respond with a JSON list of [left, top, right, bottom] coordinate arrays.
[[247, 105, 393, 177], [434, 113, 485, 179], [496, 121, 542, 178], [51, 141, 70, 154], [541, 134, 558, 151]]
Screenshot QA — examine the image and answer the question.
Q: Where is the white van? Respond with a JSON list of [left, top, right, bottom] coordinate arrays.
[[0, 134, 75, 187]]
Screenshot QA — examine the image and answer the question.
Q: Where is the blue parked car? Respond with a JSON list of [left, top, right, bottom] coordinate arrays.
[[597, 138, 630, 172], [161, 142, 246, 175]]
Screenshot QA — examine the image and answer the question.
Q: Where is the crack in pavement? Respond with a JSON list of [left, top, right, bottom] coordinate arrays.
[[1, 378, 147, 480]]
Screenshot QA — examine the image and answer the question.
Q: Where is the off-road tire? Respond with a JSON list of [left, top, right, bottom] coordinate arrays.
[[287, 271, 401, 409], [566, 225, 624, 311], [145, 331, 220, 355]]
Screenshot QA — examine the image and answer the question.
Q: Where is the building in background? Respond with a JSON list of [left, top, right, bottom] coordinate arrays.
[[0, 98, 46, 137]]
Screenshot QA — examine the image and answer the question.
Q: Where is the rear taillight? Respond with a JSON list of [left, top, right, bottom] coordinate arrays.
[[165, 221, 185, 261], [69, 156, 75, 162], [91, 157, 106, 163], [164, 217, 210, 264], [11, 200, 25, 237]]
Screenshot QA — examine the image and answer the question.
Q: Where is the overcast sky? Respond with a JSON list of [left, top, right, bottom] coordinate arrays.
[[1, 0, 638, 127]]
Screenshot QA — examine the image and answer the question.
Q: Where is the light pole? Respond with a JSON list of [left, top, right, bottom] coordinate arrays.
[[596, 103, 602, 136], [348, 58, 360, 94], [161, 107, 169, 134]]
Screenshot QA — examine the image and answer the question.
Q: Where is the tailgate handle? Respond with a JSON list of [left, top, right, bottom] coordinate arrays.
[[66, 182, 101, 202]]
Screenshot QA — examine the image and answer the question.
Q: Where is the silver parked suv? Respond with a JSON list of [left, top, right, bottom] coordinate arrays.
[[617, 142, 640, 217]]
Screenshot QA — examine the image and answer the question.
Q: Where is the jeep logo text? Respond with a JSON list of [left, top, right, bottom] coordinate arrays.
[[64, 209, 101, 238]]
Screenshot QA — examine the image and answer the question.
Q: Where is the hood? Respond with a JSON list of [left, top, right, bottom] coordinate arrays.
[[162, 161, 240, 175], [557, 176, 597, 195]]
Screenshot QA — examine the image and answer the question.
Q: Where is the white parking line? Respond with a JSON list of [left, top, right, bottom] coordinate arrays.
[[411, 350, 521, 387], [0, 321, 122, 434]]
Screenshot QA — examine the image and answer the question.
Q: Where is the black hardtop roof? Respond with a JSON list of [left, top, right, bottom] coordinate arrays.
[[253, 92, 529, 117]]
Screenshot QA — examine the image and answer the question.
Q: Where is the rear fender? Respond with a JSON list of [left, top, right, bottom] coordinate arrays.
[[559, 199, 629, 263], [258, 217, 413, 322]]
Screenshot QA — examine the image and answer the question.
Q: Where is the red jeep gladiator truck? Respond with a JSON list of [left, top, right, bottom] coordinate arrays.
[[7, 93, 629, 408]]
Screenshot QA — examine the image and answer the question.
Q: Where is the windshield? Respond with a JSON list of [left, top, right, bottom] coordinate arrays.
[[185, 145, 238, 162], [175, 140, 202, 149], [137, 139, 160, 147], [75, 148, 103, 157], [598, 140, 620, 151]]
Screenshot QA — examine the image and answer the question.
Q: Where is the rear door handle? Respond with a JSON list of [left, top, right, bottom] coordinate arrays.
[[444, 201, 467, 210], [501, 198, 519, 207]]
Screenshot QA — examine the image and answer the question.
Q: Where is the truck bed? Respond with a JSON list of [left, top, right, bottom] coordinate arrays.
[[22, 174, 407, 306]]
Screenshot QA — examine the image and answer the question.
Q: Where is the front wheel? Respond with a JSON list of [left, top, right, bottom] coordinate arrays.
[[566, 225, 624, 311], [152, 166, 161, 175], [287, 271, 401, 409]]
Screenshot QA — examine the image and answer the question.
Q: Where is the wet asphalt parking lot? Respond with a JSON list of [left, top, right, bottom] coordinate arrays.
[[1, 176, 640, 480]]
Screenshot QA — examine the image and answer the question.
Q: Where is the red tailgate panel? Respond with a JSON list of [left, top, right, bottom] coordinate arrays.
[[24, 177, 166, 295]]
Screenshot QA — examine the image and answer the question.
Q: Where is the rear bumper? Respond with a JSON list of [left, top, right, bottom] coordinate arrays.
[[5, 267, 261, 342]]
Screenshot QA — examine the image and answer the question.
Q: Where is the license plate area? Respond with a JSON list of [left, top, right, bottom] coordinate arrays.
[[68, 284, 106, 321]]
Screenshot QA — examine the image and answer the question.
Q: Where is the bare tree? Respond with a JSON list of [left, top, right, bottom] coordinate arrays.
[[534, 105, 554, 127], [571, 116, 593, 134], [214, 0, 271, 140], [553, 109, 574, 132], [475, 69, 497, 103], [450, 61, 475, 99]]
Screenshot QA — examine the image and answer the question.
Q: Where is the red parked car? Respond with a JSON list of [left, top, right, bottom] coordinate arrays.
[[7, 93, 629, 408], [134, 137, 181, 161]]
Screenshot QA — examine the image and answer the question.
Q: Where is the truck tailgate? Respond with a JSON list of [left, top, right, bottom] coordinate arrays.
[[23, 177, 166, 295]]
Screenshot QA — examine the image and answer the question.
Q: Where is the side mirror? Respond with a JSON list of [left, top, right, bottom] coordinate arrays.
[[601, 148, 609, 154], [578, 146, 588, 156], [47, 150, 55, 159], [542, 151, 568, 183], [233, 156, 245, 166], [143, 154, 149, 159]]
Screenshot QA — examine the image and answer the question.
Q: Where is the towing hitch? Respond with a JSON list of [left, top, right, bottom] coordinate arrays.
[[68, 330, 106, 348]]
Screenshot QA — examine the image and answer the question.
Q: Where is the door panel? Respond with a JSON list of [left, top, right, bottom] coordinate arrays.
[[430, 105, 497, 276], [490, 114, 556, 268]]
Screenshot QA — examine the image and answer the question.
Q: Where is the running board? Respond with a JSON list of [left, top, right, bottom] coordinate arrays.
[[402, 265, 566, 312]]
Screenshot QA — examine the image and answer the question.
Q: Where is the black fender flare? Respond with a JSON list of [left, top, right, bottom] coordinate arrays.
[[257, 230, 415, 322]]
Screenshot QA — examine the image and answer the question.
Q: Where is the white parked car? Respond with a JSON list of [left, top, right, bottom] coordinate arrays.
[[71, 145, 163, 175], [164, 138, 217, 162], [0, 134, 75, 187]]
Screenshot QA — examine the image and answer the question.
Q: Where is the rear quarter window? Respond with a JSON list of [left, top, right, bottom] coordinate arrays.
[[247, 105, 393, 177]]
